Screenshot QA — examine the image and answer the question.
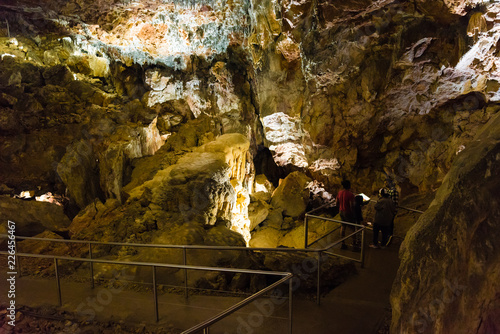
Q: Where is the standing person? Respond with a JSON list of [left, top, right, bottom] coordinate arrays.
[[370, 188, 397, 249], [336, 180, 355, 250], [385, 178, 399, 246]]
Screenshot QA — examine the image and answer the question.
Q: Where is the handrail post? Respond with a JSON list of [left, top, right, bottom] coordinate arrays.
[[54, 258, 62, 306], [152, 265, 159, 322], [203, 328, 209, 334], [183, 247, 188, 299], [304, 214, 309, 249], [316, 252, 321, 306], [289, 275, 293, 334], [360, 228, 365, 268], [89, 243, 94, 288]]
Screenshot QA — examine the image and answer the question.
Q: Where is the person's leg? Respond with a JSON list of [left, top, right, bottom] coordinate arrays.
[[372, 224, 380, 248], [381, 225, 389, 247], [386, 217, 395, 246], [340, 212, 348, 249], [352, 226, 360, 248]]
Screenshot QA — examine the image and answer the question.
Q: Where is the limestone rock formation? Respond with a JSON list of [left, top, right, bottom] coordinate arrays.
[[271, 171, 311, 218], [0, 195, 71, 236], [1, 2, 500, 329], [68, 133, 250, 255], [391, 112, 500, 333]]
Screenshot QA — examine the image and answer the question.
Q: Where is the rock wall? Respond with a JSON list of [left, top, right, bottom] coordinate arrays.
[[4, 0, 500, 201], [3, 0, 500, 203], [1, 0, 500, 300], [391, 112, 500, 333], [248, 0, 500, 195]]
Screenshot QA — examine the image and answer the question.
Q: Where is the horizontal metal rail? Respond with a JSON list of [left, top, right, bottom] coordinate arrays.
[[306, 225, 341, 248], [0, 234, 354, 254], [182, 273, 293, 334], [368, 200, 426, 214], [397, 205, 425, 214], [305, 201, 335, 215], [0, 251, 290, 276], [305, 214, 365, 228], [0, 251, 293, 332]]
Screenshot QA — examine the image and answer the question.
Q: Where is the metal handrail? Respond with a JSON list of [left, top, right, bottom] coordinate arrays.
[[0, 251, 293, 333], [397, 205, 425, 214], [1, 229, 362, 306], [368, 199, 426, 214], [2, 251, 291, 275], [303, 213, 365, 249], [303, 201, 425, 249], [1, 233, 359, 253], [182, 273, 293, 334]]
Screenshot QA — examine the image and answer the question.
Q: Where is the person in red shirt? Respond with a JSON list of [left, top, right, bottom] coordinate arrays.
[[336, 180, 356, 250]]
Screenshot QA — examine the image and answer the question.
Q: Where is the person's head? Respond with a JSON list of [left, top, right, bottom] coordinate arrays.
[[385, 178, 395, 188], [341, 180, 351, 190], [379, 188, 389, 197]]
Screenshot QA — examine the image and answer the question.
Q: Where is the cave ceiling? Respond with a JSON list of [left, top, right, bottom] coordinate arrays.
[[1, 0, 499, 221]]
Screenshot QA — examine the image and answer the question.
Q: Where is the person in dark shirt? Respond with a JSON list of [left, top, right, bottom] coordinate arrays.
[[370, 188, 397, 249], [336, 180, 355, 250]]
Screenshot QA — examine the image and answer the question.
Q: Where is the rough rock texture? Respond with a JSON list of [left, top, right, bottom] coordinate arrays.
[[69, 133, 251, 242], [2, 0, 500, 216], [271, 171, 311, 218], [3, 0, 499, 201], [0, 195, 71, 236], [391, 112, 500, 333], [1, 3, 500, 330]]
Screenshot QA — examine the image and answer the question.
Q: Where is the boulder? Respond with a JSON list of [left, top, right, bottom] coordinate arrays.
[[0, 195, 71, 236], [57, 140, 101, 209], [249, 227, 281, 248], [254, 174, 275, 194], [248, 196, 270, 231], [271, 171, 311, 218]]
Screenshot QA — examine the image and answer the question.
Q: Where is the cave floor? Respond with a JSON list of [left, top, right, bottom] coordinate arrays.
[[0, 229, 401, 334]]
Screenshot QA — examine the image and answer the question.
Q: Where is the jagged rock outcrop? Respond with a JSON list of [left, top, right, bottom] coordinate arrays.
[[0, 195, 71, 236], [391, 112, 500, 333], [2, 3, 500, 319], [271, 171, 311, 218], [3, 0, 500, 208], [69, 133, 251, 243]]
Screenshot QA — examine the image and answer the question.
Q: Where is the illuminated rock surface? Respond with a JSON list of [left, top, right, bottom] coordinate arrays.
[[1, 0, 500, 331], [0, 195, 71, 236]]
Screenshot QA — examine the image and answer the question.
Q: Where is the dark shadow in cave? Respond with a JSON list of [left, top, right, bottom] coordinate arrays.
[[253, 145, 297, 188]]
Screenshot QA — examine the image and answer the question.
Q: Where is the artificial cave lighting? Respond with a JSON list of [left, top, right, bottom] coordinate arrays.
[[270, 142, 308, 168], [18, 190, 34, 199], [309, 158, 341, 173], [229, 181, 252, 246], [35, 192, 64, 206]]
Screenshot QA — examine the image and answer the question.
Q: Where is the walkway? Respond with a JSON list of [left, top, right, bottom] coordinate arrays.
[[0, 229, 400, 334]]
